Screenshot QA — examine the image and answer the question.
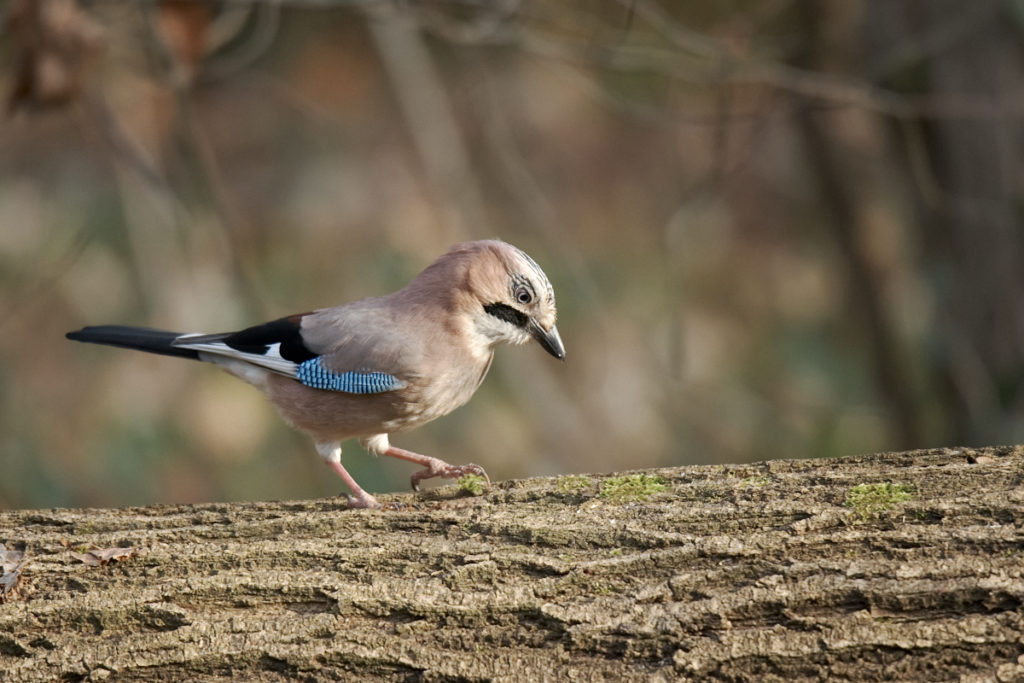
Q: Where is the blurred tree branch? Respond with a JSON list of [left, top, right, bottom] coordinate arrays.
[[12, 0, 1018, 123], [408, 0, 1024, 121]]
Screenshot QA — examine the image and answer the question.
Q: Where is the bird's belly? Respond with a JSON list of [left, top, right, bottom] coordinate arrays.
[[266, 374, 413, 441], [265, 358, 489, 442]]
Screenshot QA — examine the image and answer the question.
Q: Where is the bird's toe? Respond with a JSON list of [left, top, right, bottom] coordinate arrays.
[[410, 461, 491, 491], [345, 491, 382, 509]]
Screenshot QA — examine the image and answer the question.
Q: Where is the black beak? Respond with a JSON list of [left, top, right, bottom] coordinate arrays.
[[530, 320, 565, 360]]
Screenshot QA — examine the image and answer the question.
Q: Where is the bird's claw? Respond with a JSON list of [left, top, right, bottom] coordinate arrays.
[[411, 462, 490, 492]]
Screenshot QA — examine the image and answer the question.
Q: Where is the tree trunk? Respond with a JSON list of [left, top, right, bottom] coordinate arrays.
[[863, 0, 1024, 444], [2, 446, 1023, 681]]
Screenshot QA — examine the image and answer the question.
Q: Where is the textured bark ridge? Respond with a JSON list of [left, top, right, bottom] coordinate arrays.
[[2, 446, 1023, 681]]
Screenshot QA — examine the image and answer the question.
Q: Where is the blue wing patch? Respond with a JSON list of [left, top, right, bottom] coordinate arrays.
[[296, 357, 406, 394]]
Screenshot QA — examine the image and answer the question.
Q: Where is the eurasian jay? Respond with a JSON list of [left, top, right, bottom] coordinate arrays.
[[66, 240, 564, 509]]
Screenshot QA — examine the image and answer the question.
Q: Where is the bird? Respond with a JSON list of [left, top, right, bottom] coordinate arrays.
[[66, 240, 564, 509]]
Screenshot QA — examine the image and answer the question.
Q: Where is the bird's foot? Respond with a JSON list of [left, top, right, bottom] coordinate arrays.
[[325, 458, 382, 509], [410, 461, 490, 492], [344, 490, 382, 509], [378, 445, 491, 493]]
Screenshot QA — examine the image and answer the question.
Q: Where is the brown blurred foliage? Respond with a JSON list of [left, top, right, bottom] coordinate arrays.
[[1, 0, 1023, 508]]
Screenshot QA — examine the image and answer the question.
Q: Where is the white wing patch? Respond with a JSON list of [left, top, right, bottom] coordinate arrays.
[[171, 335, 299, 377]]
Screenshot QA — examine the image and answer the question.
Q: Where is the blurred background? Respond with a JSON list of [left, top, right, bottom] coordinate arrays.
[[2, 0, 1023, 508]]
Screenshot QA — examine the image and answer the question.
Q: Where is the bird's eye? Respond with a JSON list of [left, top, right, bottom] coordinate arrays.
[[515, 286, 533, 305]]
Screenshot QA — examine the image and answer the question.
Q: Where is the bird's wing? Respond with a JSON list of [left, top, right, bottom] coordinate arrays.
[[299, 298, 426, 392], [172, 313, 316, 376], [171, 303, 418, 395]]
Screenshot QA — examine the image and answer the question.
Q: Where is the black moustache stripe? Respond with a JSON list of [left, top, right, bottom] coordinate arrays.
[[484, 303, 528, 328]]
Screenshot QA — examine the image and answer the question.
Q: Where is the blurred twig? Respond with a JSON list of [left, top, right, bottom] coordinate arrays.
[[82, 93, 176, 198], [368, 4, 489, 242], [406, 0, 1024, 122], [48, 0, 1010, 125], [140, 2, 268, 321]]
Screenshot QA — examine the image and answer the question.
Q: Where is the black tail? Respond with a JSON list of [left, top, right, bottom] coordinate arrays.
[[65, 325, 201, 360]]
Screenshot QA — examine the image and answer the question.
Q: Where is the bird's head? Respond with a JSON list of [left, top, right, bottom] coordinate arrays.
[[440, 240, 565, 360]]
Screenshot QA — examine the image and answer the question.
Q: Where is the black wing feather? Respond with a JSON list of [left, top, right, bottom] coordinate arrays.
[[222, 313, 318, 362]]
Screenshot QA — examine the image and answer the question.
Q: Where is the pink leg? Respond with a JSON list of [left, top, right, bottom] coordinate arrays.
[[382, 445, 490, 491], [326, 460, 381, 509]]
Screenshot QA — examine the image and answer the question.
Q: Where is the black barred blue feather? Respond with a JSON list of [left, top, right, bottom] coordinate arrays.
[[296, 357, 406, 394]]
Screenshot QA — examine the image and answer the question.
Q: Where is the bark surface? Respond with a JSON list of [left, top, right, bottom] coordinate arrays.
[[2, 446, 1023, 681]]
